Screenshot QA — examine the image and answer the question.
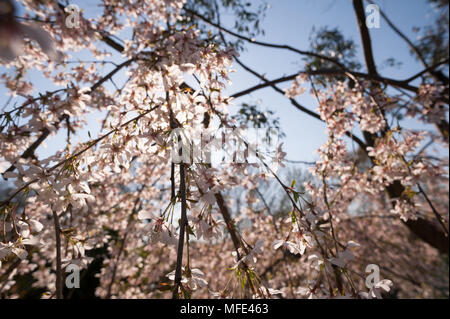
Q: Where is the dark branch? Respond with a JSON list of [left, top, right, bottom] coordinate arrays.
[[353, 0, 378, 75]]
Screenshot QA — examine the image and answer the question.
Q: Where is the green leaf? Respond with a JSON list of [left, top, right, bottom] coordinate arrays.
[[291, 179, 296, 188]]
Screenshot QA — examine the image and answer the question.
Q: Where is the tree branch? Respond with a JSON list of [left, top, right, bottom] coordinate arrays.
[[184, 8, 347, 70], [172, 163, 188, 299], [52, 210, 63, 299], [353, 0, 378, 75]]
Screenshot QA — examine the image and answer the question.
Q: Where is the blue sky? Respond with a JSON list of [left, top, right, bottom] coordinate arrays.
[[1, 0, 445, 166]]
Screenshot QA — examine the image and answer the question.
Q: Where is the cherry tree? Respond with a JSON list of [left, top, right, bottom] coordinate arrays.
[[0, 0, 448, 299]]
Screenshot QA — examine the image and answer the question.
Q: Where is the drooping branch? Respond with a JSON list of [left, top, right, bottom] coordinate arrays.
[[183, 8, 347, 70], [172, 163, 188, 299], [52, 210, 63, 299], [0, 104, 161, 209]]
